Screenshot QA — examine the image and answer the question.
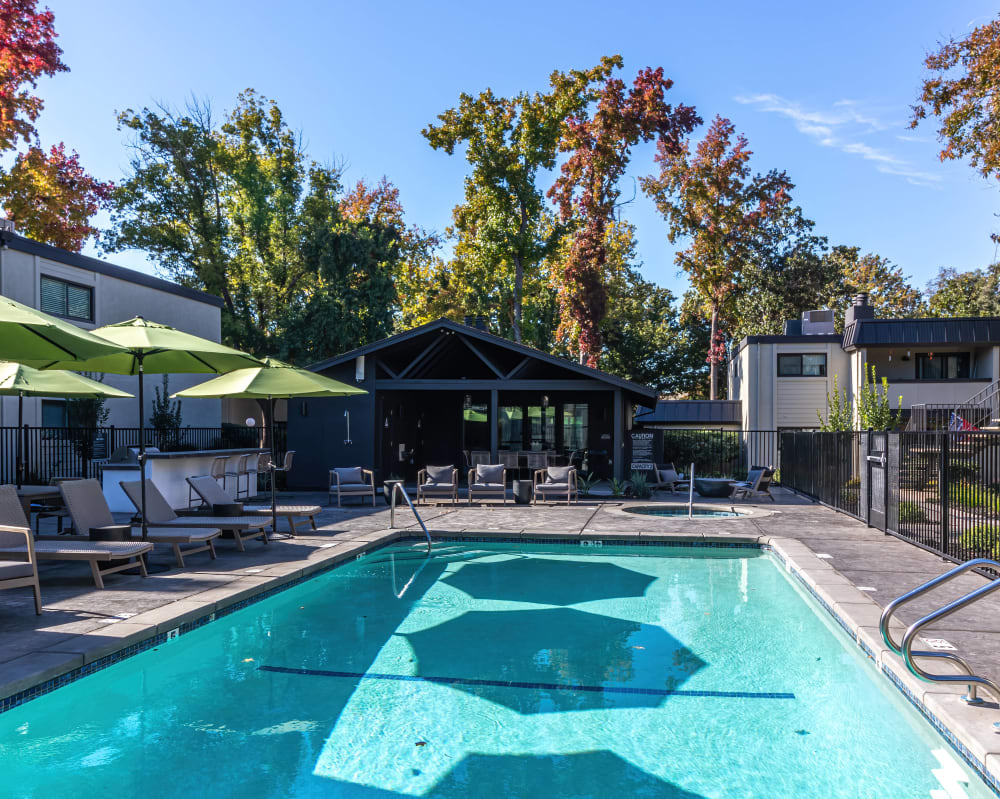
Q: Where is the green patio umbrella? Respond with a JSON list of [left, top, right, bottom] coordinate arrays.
[[0, 295, 127, 366], [174, 357, 367, 533], [44, 317, 262, 539], [0, 362, 133, 488]]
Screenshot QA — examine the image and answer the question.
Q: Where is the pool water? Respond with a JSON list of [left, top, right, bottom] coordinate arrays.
[[624, 506, 742, 518], [0, 542, 994, 799]]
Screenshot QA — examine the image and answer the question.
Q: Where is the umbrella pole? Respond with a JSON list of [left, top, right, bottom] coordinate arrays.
[[270, 395, 277, 536], [16, 391, 23, 489], [138, 354, 148, 540]]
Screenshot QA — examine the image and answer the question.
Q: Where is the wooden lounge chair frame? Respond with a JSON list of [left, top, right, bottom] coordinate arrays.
[[467, 466, 507, 505], [328, 468, 376, 508], [187, 475, 321, 535], [533, 467, 579, 505], [417, 467, 458, 505], [0, 523, 41, 613]]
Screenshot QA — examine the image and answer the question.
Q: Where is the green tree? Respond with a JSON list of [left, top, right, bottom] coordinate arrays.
[[926, 265, 1000, 317], [423, 57, 617, 343], [822, 246, 923, 326], [641, 116, 793, 399]]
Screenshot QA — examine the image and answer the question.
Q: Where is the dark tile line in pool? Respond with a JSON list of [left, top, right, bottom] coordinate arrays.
[[421, 535, 763, 550], [256, 665, 796, 700]]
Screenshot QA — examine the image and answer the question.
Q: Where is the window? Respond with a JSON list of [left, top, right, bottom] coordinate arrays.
[[39, 275, 92, 321], [40, 400, 67, 428], [777, 353, 827, 377], [563, 403, 589, 451], [916, 353, 970, 380]]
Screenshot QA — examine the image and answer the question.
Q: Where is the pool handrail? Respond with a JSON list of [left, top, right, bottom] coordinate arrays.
[[388, 481, 432, 552], [880, 558, 1000, 704]]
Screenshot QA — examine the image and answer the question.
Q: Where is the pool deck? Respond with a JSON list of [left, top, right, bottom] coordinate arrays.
[[2, 487, 1000, 788]]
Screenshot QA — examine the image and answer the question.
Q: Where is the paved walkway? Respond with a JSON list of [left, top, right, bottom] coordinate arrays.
[[2, 486, 999, 714]]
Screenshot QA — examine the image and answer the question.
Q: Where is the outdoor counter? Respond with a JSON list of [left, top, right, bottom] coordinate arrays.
[[101, 447, 265, 512]]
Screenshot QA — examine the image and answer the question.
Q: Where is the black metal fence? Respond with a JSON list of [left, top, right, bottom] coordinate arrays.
[[0, 424, 287, 485], [660, 430, 780, 481], [780, 430, 1000, 563]]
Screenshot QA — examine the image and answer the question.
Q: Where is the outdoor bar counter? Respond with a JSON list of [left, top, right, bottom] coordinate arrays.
[[101, 447, 264, 513]]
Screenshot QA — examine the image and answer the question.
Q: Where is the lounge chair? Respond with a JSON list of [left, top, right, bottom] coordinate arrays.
[[417, 465, 458, 505], [0, 516, 41, 614], [61, 479, 221, 568], [187, 475, 321, 534], [0, 484, 151, 590], [328, 467, 376, 507], [533, 465, 578, 505], [468, 464, 506, 505], [119, 480, 269, 551], [651, 463, 687, 493], [730, 466, 775, 502]]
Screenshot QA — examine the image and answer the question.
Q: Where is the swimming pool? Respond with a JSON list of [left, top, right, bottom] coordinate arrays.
[[0, 542, 994, 798], [623, 505, 742, 518]]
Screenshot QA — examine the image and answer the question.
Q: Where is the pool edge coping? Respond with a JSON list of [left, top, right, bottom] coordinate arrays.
[[1, 529, 998, 795]]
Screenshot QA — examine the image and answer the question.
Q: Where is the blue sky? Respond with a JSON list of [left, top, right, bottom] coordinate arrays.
[[30, 0, 1000, 301]]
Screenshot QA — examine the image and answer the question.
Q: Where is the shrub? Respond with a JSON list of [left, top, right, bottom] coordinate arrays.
[[630, 471, 652, 499], [898, 501, 927, 523], [949, 481, 1000, 513], [610, 477, 626, 497], [960, 523, 1000, 558], [578, 473, 598, 497], [949, 460, 979, 481]]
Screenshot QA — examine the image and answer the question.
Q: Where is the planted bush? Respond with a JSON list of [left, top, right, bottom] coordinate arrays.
[[960, 523, 1000, 558], [630, 471, 652, 499], [949, 481, 1000, 513], [898, 501, 927, 523]]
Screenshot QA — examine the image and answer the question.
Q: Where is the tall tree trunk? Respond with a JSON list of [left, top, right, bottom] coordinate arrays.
[[512, 253, 523, 343], [709, 304, 719, 401]]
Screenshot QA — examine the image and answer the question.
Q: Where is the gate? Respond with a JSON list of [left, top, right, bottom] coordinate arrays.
[[866, 432, 887, 531]]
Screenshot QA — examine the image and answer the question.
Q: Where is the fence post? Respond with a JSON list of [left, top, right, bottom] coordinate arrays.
[[939, 431, 950, 556]]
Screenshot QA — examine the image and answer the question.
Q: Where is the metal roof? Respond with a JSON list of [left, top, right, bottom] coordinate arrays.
[[309, 318, 658, 401], [0, 231, 224, 308], [634, 399, 742, 425], [843, 317, 1000, 350]]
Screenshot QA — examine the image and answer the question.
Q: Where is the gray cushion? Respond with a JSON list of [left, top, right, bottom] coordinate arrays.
[[537, 482, 570, 491], [546, 465, 572, 483], [0, 561, 34, 580], [334, 467, 364, 484], [338, 483, 372, 493], [472, 482, 505, 490], [421, 482, 455, 491], [476, 464, 504, 483], [425, 465, 454, 485]]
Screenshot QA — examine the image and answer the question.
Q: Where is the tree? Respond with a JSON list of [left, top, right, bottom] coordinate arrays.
[[926, 265, 1000, 317], [641, 116, 793, 398], [822, 246, 923, 325], [0, 143, 112, 250], [911, 16, 1000, 192], [551, 66, 699, 366], [0, 0, 66, 151], [423, 57, 617, 343]]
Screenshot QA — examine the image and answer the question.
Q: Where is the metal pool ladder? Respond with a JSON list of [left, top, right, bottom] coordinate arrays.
[[388, 482, 432, 552], [879, 558, 1000, 705]]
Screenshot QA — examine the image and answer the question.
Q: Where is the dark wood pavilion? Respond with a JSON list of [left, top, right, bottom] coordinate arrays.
[[285, 318, 657, 488]]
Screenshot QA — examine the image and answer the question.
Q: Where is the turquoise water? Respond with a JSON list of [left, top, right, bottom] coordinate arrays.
[[624, 506, 741, 518], [0, 542, 994, 799]]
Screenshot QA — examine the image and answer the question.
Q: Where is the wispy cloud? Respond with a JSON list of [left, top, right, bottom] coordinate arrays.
[[733, 93, 941, 187]]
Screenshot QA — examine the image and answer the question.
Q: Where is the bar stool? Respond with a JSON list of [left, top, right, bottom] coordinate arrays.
[[188, 456, 229, 508], [256, 452, 272, 492], [271, 451, 295, 489], [227, 453, 251, 499]]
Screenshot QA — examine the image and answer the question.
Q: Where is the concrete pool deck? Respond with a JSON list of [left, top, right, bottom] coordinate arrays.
[[2, 486, 1000, 788]]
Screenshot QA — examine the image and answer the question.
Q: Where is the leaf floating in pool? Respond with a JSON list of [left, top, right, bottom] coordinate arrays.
[[411, 768, 422, 776], [632, 645, 645, 650], [243, 658, 255, 663], [415, 741, 427, 747], [795, 729, 810, 736]]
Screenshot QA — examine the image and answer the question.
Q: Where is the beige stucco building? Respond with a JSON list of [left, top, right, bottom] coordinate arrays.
[[0, 231, 224, 429]]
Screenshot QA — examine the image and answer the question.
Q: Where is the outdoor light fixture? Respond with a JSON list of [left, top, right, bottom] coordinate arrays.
[[464, 393, 472, 407], [542, 395, 549, 408], [344, 409, 352, 445]]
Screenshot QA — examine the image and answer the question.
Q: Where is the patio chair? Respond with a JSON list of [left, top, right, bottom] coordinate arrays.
[[189, 475, 321, 534], [417, 465, 458, 505], [328, 467, 376, 508], [533, 465, 578, 505], [730, 466, 775, 502], [0, 512, 41, 614], [61, 479, 221, 568], [470, 450, 491, 467], [467, 464, 506, 505], [119, 480, 269, 551], [651, 463, 687, 493], [0, 484, 152, 590], [32, 476, 81, 534]]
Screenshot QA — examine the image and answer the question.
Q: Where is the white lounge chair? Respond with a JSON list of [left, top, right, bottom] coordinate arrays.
[[0, 484, 151, 590], [60, 479, 221, 568], [187, 475, 321, 535], [533, 466, 578, 505], [119, 480, 269, 551], [328, 467, 376, 507]]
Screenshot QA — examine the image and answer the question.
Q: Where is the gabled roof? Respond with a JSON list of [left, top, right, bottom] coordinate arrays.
[[843, 317, 1000, 350], [634, 399, 742, 425], [309, 318, 657, 401]]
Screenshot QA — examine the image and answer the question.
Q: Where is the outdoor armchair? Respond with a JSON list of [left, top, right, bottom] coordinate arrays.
[[61, 479, 221, 568], [730, 466, 775, 502], [652, 463, 687, 493], [467, 464, 506, 505], [328, 467, 376, 507], [189, 475, 321, 534], [0, 515, 41, 614], [417, 465, 458, 505], [119, 480, 269, 551], [0, 484, 152, 590], [533, 465, 578, 505]]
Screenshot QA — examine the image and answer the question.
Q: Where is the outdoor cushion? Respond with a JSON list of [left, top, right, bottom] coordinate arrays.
[[472, 482, 505, 490], [422, 482, 455, 491], [546, 465, 572, 483], [0, 561, 34, 579], [425, 465, 454, 484], [334, 467, 364, 484], [537, 482, 570, 491], [338, 483, 372, 492], [476, 464, 504, 483]]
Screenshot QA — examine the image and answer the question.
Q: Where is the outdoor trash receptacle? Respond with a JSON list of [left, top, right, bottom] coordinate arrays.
[[212, 503, 244, 517], [89, 524, 132, 541], [512, 480, 532, 505]]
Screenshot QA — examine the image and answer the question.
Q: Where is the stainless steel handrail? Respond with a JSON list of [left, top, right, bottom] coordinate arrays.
[[389, 481, 431, 551], [390, 550, 432, 599], [880, 558, 1000, 704]]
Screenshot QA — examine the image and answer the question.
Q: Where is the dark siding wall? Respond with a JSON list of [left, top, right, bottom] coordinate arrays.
[[286, 360, 376, 489]]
